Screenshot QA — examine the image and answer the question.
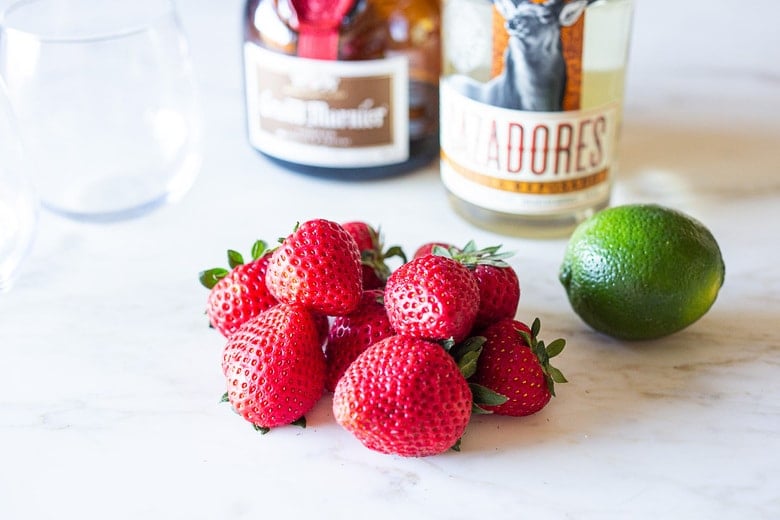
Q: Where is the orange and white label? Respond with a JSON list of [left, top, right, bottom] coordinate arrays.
[[441, 1, 618, 214], [440, 79, 619, 214]]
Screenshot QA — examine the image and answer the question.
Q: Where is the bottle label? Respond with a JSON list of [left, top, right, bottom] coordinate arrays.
[[441, 81, 618, 214], [244, 43, 409, 168], [441, 0, 618, 215]]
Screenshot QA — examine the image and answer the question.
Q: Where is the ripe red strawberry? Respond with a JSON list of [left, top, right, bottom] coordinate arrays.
[[341, 221, 406, 290], [324, 289, 395, 392], [431, 241, 520, 331], [472, 264, 520, 330], [223, 303, 326, 430], [199, 240, 278, 337], [266, 219, 363, 316], [471, 317, 567, 417], [383, 254, 480, 342], [333, 335, 472, 457], [313, 312, 331, 346], [219, 311, 328, 378], [413, 242, 454, 259]]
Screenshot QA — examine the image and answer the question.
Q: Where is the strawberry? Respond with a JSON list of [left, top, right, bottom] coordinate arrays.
[[313, 312, 331, 346], [413, 242, 455, 259], [471, 317, 567, 417], [333, 335, 472, 457], [341, 221, 407, 290], [383, 254, 480, 342], [472, 264, 520, 330], [324, 289, 395, 392], [223, 303, 326, 431], [266, 219, 363, 316], [199, 240, 278, 337], [432, 241, 520, 331]]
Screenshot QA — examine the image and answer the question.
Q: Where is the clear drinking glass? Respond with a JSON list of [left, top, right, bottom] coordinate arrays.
[[0, 0, 202, 222], [0, 78, 37, 292]]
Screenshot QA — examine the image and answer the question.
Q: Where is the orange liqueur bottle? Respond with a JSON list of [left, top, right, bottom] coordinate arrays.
[[243, 0, 440, 179]]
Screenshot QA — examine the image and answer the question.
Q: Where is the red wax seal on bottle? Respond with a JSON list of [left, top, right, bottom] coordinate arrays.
[[287, 0, 357, 60]]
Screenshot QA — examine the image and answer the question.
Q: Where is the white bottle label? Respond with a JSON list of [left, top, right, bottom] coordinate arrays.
[[244, 43, 409, 168], [440, 78, 619, 215]]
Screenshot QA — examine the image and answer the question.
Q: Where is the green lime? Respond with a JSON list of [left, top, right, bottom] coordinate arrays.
[[559, 204, 725, 341]]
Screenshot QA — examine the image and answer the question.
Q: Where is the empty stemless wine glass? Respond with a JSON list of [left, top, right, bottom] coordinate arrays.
[[0, 0, 202, 222], [0, 78, 37, 292]]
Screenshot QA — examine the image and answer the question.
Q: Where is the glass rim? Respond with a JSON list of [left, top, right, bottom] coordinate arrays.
[[0, 0, 180, 44]]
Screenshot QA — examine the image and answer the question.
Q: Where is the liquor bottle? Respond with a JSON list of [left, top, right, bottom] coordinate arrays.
[[243, 0, 440, 179], [440, 0, 634, 236]]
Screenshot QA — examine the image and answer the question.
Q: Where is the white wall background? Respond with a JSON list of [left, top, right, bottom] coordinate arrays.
[[1, 0, 777, 141]]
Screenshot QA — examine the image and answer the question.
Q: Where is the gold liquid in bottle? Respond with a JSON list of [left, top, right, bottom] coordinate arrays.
[[243, 0, 441, 179]]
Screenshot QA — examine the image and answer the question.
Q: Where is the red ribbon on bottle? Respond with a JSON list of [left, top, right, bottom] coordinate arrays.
[[287, 0, 357, 60]]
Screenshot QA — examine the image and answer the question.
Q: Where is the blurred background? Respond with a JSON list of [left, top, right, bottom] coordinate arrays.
[[1, 0, 778, 244], [2, 0, 778, 187]]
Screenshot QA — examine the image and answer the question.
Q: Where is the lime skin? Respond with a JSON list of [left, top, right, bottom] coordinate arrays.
[[559, 204, 725, 341]]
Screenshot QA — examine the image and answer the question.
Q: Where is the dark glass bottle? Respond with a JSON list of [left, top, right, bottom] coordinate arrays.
[[243, 0, 440, 179]]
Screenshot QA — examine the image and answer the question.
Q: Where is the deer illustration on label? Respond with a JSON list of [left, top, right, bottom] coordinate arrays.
[[447, 0, 596, 112]]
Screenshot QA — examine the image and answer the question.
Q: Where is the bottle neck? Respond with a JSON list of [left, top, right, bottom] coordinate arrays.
[[288, 0, 359, 59], [296, 24, 340, 60]]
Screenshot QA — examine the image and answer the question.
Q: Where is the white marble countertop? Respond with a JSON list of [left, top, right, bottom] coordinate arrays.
[[2, 0, 779, 518]]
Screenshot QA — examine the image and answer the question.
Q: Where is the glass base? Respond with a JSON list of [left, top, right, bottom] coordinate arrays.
[[43, 192, 173, 223], [446, 192, 609, 239], [41, 159, 199, 223]]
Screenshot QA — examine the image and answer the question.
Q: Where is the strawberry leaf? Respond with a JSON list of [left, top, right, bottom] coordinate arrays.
[[531, 317, 541, 338], [451, 438, 462, 452], [291, 416, 307, 429], [432, 244, 453, 258], [546, 338, 566, 358], [227, 249, 244, 269], [446, 240, 514, 269], [384, 245, 407, 264], [470, 382, 508, 407], [253, 424, 271, 435], [547, 366, 568, 385], [202, 240, 272, 289], [199, 268, 229, 289], [440, 337, 456, 352], [471, 403, 493, 415], [448, 336, 486, 359], [533, 340, 550, 366], [449, 337, 485, 379], [458, 349, 481, 380], [357, 227, 407, 283], [251, 240, 269, 260], [461, 240, 478, 254], [219, 392, 229, 403], [360, 250, 378, 263], [519, 317, 568, 398]]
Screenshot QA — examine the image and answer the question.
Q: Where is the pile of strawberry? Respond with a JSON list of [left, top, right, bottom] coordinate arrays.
[[199, 219, 567, 457]]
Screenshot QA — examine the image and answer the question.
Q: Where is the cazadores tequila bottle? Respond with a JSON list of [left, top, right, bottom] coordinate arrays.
[[440, 0, 634, 236]]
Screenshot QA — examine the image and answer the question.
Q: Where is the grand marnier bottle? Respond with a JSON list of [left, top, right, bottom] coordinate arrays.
[[243, 0, 440, 179], [440, 0, 634, 236]]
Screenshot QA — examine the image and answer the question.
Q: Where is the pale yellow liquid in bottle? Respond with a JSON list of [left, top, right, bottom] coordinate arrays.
[[443, 0, 633, 237]]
